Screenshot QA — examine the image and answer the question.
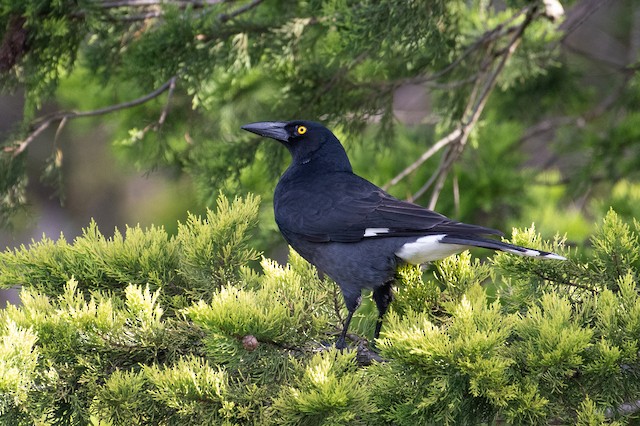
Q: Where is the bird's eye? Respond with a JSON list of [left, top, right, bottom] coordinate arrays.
[[297, 125, 307, 135]]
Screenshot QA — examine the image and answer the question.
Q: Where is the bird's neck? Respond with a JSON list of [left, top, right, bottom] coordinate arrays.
[[290, 140, 353, 173]]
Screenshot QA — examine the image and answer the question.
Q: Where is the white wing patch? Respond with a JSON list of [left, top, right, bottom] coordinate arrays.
[[504, 247, 566, 260], [542, 253, 567, 260], [504, 247, 541, 257], [395, 234, 466, 264], [363, 227, 390, 237], [380, 231, 566, 263]]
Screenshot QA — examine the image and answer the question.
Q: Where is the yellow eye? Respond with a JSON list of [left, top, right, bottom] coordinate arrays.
[[297, 125, 307, 135]]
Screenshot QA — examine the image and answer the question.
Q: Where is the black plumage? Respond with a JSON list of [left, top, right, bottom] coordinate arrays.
[[242, 120, 565, 348]]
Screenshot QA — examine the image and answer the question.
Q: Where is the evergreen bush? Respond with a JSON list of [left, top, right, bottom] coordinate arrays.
[[1, 195, 639, 424]]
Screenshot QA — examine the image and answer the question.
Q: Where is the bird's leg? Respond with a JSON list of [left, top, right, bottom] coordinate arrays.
[[335, 294, 361, 349], [372, 281, 394, 342], [335, 310, 355, 350]]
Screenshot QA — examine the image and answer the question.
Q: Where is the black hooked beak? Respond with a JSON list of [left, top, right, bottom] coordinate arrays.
[[241, 121, 289, 142]]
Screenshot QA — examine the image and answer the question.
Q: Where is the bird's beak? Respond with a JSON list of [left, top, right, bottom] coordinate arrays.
[[241, 121, 289, 142]]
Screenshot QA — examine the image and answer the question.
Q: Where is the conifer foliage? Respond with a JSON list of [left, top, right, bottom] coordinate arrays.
[[1, 195, 639, 424], [3, 0, 639, 232]]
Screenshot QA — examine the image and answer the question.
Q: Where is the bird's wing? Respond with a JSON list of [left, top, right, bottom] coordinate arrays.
[[275, 173, 502, 243]]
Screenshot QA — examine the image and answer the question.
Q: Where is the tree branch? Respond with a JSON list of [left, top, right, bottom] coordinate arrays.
[[79, 0, 264, 22], [7, 0, 267, 155], [98, 0, 226, 8], [383, 6, 542, 198], [371, 8, 529, 92], [219, 0, 264, 23], [533, 270, 598, 295], [382, 129, 461, 191], [157, 76, 177, 126], [415, 6, 540, 207], [5, 76, 177, 157]]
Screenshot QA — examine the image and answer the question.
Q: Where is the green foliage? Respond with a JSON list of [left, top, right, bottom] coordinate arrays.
[[2, 201, 640, 424], [186, 252, 338, 385], [590, 209, 640, 288], [0, 153, 27, 228], [369, 213, 640, 424], [495, 209, 640, 315], [270, 349, 376, 426], [515, 293, 593, 397], [373, 287, 518, 425], [93, 356, 256, 425], [0, 319, 54, 424], [0, 195, 337, 423], [142, 357, 232, 425], [5, 0, 631, 236], [0, 193, 260, 309], [391, 252, 491, 320], [175, 194, 261, 299], [0, 0, 85, 117], [391, 263, 441, 317], [576, 397, 621, 426], [3, 1, 640, 423]]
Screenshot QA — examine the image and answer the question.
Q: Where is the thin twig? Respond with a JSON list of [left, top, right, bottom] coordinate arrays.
[[53, 116, 68, 149], [418, 6, 539, 207], [99, 0, 225, 8], [6, 121, 49, 155], [412, 66, 487, 203], [157, 76, 177, 126], [422, 63, 488, 206], [558, 0, 610, 43], [384, 7, 537, 195], [408, 152, 447, 203], [12, 0, 267, 153], [115, 11, 163, 21], [452, 172, 460, 217], [403, 6, 530, 85], [382, 129, 461, 191], [219, 0, 264, 23], [79, 0, 263, 22], [139, 75, 177, 136], [7, 76, 177, 157], [534, 271, 598, 295], [426, 153, 452, 209]]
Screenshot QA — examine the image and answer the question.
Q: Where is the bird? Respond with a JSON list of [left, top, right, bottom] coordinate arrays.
[[241, 120, 566, 349]]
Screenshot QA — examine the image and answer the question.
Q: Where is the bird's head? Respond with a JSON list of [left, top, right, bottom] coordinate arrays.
[[241, 120, 352, 171]]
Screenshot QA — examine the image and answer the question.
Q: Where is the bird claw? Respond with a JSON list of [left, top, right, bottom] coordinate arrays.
[[355, 340, 385, 365], [326, 334, 386, 365]]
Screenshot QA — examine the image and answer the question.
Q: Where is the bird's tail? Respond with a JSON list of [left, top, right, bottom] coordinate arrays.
[[440, 235, 566, 260]]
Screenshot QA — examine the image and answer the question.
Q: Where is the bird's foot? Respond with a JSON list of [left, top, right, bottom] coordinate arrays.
[[355, 340, 384, 365], [325, 333, 385, 365]]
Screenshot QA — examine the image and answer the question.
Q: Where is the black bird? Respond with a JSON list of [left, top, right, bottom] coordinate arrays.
[[241, 120, 565, 349]]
